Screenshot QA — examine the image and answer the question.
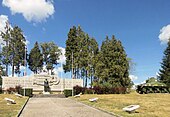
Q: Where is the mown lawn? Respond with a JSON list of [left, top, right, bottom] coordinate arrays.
[[0, 94, 28, 117], [72, 92, 170, 117]]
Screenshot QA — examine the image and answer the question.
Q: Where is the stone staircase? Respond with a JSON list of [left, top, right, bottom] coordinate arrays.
[[33, 94, 65, 98]]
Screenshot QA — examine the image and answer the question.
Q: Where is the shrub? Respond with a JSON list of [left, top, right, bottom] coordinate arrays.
[[93, 86, 103, 94], [111, 87, 127, 94], [6, 87, 16, 94], [81, 87, 86, 94], [73, 85, 83, 95], [93, 86, 127, 94], [15, 85, 22, 94], [84, 88, 94, 94], [64, 89, 73, 97], [21, 88, 33, 97], [0, 87, 2, 94]]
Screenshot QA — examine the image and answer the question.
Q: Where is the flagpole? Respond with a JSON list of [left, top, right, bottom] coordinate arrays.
[[24, 46, 27, 96], [72, 52, 73, 96], [60, 61, 63, 94]]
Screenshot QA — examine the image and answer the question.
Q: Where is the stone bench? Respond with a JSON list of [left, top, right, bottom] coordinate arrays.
[[15, 93, 23, 98], [4, 98, 16, 104], [89, 97, 98, 102], [74, 94, 81, 98], [123, 105, 140, 113]]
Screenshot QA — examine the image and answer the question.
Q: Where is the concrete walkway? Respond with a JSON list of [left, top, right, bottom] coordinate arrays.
[[20, 98, 114, 117]]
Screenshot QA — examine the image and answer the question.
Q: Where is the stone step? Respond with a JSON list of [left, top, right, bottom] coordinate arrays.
[[33, 94, 66, 98]]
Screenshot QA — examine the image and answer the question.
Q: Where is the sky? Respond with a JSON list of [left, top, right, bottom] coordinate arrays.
[[0, 0, 170, 85]]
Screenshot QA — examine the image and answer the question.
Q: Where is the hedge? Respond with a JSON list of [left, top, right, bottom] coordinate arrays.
[[20, 88, 33, 97], [64, 89, 73, 97]]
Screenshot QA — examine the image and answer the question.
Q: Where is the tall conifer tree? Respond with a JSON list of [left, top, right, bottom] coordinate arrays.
[[28, 42, 43, 74], [10, 26, 26, 76], [158, 39, 170, 86], [64, 26, 78, 77], [95, 35, 131, 87], [0, 21, 11, 76]]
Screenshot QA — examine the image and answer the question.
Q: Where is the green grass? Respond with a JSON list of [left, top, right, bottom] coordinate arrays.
[[0, 94, 28, 117], [71, 92, 170, 117]]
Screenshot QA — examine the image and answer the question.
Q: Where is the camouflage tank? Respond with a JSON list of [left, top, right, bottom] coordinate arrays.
[[136, 78, 170, 94]]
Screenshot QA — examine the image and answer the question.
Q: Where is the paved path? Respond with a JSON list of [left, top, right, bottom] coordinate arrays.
[[20, 98, 114, 117]]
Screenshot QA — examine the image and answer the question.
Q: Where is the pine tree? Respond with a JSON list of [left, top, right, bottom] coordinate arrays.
[[64, 25, 99, 87], [10, 26, 26, 76], [1, 24, 26, 76], [64, 26, 78, 78], [158, 39, 170, 87], [87, 37, 98, 87], [28, 42, 43, 74], [95, 35, 131, 87], [0, 21, 11, 76]]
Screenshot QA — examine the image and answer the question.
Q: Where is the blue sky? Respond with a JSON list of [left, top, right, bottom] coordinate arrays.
[[0, 0, 170, 84]]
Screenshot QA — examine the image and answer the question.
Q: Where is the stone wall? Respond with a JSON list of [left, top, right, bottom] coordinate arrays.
[[2, 74, 83, 92]]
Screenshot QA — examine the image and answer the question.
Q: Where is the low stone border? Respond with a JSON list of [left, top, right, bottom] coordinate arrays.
[[17, 97, 30, 117], [69, 98, 121, 117]]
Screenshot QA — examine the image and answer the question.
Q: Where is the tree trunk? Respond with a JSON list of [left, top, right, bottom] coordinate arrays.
[[85, 70, 87, 87], [12, 64, 14, 77], [5, 64, 8, 76], [91, 75, 93, 88]]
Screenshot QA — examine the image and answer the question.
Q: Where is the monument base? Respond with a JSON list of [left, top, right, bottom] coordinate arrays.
[[43, 91, 50, 95]]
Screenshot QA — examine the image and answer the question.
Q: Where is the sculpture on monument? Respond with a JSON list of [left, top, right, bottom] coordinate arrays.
[[44, 79, 49, 92], [33, 75, 60, 93]]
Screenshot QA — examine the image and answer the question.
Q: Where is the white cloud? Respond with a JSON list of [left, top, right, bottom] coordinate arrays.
[[156, 72, 160, 77], [0, 15, 9, 46], [129, 75, 138, 81], [0, 15, 29, 48], [25, 40, 30, 45], [2, 0, 55, 23], [159, 24, 170, 43], [53, 66, 63, 77], [58, 47, 66, 64]]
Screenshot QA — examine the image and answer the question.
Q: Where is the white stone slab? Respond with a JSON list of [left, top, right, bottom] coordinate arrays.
[[74, 94, 81, 98], [89, 97, 98, 102], [15, 93, 23, 98], [123, 105, 140, 112], [4, 97, 16, 104]]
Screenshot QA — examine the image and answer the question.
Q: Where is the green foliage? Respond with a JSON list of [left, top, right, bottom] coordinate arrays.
[[0, 24, 26, 76], [64, 25, 99, 87], [28, 42, 43, 74], [0, 21, 11, 76], [10, 26, 26, 76], [95, 35, 131, 88], [64, 89, 73, 97], [64, 26, 78, 74], [158, 39, 170, 87], [40, 42, 61, 74], [21, 88, 33, 97]]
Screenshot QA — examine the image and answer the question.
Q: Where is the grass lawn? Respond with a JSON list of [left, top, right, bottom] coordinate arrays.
[[72, 92, 170, 117], [0, 94, 28, 117]]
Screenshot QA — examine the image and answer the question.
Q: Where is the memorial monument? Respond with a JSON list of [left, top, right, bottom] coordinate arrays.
[[2, 73, 83, 94]]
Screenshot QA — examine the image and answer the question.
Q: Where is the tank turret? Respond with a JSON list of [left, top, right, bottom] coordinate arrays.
[[136, 77, 170, 94]]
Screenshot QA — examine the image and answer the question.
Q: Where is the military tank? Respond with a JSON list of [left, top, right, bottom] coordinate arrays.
[[136, 78, 170, 94]]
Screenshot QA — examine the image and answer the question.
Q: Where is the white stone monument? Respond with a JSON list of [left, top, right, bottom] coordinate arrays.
[[2, 73, 83, 94]]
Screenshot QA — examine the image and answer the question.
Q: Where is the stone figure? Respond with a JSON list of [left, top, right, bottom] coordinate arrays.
[[44, 79, 49, 92]]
